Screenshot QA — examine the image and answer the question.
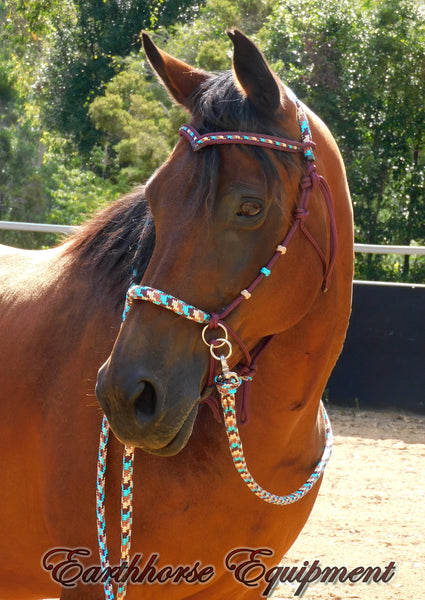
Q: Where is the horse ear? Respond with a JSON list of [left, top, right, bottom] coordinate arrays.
[[142, 32, 210, 109], [227, 28, 284, 117]]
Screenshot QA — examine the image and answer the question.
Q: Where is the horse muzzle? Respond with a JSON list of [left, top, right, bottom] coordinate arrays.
[[95, 353, 204, 456]]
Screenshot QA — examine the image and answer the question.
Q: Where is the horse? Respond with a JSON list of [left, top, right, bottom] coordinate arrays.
[[0, 29, 353, 599]]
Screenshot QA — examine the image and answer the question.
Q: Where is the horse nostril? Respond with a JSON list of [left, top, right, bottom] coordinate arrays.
[[134, 381, 157, 424]]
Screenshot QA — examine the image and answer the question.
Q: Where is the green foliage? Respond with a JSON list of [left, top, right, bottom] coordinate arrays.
[[0, 0, 424, 284], [85, 0, 276, 183], [41, 133, 128, 225], [259, 0, 425, 281], [34, 0, 204, 153], [88, 61, 187, 186], [162, 0, 273, 69], [0, 5, 49, 246], [0, 0, 202, 247]]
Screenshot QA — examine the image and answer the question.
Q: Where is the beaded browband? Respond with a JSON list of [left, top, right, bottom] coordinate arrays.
[[97, 93, 336, 600], [178, 123, 316, 157]]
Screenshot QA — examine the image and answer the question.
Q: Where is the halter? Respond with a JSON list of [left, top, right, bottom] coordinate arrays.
[[96, 94, 336, 600]]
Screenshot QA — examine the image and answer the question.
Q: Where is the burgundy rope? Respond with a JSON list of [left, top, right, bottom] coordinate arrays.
[[96, 99, 339, 600], [200, 160, 338, 421], [134, 112, 338, 426]]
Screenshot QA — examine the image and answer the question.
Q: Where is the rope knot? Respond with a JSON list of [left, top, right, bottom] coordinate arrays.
[[215, 373, 242, 399], [207, 312, 220, 329], [238, 364, 257, 380], [300, 175, 313, 190], [310, 168, 320, 189], [294, 207, 310, 222], [300, 164, 319, 190]]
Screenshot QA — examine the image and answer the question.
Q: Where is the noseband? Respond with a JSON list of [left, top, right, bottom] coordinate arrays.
[[96, 94, 336, 600]]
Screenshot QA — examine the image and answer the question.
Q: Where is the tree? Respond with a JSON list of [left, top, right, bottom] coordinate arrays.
[[162, 0, 273, 70], [39, 0, 204, 153], [85, 0, 276, 185], [88, 62, 187, 186], [0, 1, 53, 246], [1, 0, 424, 281], [259, 0, 425, 281], [0, 1, 204, 247]]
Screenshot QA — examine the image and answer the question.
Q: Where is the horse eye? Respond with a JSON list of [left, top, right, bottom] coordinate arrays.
[[237, 200, 263, 217]]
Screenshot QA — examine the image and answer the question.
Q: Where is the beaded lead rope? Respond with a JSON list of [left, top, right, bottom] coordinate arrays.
[[96, 423, 135, 600], [96, 307, 135, 600], [97, 92, 336, 600], [215, 369, 332, 505], [123, 286, 333, 507]]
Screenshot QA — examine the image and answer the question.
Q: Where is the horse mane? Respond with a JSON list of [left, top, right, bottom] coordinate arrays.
[[192, 71, 285, 134], [64, 186, 155, 305]]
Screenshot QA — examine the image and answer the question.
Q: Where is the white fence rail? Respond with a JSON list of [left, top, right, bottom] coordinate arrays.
[[354, 243, 425, 256], [1, 221, 425, 256], [0, 220, 76, 234]]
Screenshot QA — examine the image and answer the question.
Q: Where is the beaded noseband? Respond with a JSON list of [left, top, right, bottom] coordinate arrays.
[[96, 94, 336, 599]]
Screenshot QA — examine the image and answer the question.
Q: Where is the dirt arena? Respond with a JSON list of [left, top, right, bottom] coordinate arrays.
[[271, 406, 425, 600]]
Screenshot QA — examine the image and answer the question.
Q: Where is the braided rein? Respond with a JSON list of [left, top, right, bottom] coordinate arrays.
[[96, 94, 336, 600]]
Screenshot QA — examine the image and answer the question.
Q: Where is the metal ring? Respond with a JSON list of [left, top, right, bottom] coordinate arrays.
[[201, 323, 228, 347], [209, 339, 233, 360]]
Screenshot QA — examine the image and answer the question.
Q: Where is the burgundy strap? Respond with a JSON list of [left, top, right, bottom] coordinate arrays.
[[178, 112, 338, 424], [129, 112, 338, 427]]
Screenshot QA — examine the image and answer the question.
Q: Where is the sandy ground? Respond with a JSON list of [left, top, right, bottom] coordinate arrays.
[[270, 406, 425, 600]]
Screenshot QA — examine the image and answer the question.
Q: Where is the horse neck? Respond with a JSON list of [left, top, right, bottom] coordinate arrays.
[[240, 296, 339, 469], [27, 245, 124, 362], [63, 247, 125, 339]]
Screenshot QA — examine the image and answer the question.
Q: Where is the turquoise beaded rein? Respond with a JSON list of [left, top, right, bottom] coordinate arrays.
[[96, 93, 335, 600]]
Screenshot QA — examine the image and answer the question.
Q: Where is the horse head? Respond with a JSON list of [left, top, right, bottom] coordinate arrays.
[[96, 29, 351, 456]]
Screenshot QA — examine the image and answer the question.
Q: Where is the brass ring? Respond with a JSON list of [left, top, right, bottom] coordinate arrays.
[[209, 338, 233, 360], [201, 323, 228, 347]]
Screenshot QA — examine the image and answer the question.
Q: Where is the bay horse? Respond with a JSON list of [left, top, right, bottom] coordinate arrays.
[[0, 30, 353, 599]]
